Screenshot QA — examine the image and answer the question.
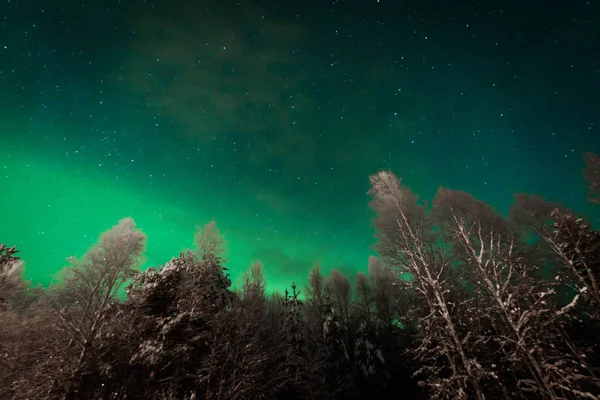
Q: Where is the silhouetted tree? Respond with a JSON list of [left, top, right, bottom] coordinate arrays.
[[0, 294, 67, 400], [304, 263, 331, 330], [241, 261, 267, 302], [196, 260, 275, 400], [354, 272, 374, 324], [303, 264, 351, 398], [367, 256, 412, 332], [0, 246, 61, 400], [327, 269, 352, 325], [278, 283, 316, 397]]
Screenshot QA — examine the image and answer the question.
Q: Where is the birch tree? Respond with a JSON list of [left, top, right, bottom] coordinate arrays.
[[368, 170, 485, 399], [194, 221, 226, 262], [53, 217, 146, 399], [510, 194, 600, 314], [433, 187, 598, 398]]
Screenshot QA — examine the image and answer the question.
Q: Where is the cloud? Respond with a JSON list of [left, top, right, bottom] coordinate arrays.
[[108, 0, 430, 215], [113, 1, 319, 174]]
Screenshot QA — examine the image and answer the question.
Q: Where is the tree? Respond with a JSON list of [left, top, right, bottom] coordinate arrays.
[[354, 272, 374, 324], [550, 210, 600, 313], [302, 263, 350, 397], [367, 256, 410, 332], [366, 256, 423, 398], [241, 261, 267, 304], [433, 187, 597, 398], [0, 296, 67, 400], [327, 269, 352, 325], [511, 194, 600, 314], [0, 244, 25, 312], [368, 170, 485, 400], [52, 217, 146, 399], [304, 263, 332, 332], [194, 221, 226, 262], [198, 260, 276, 399], [278, 282, 314, 397], [89, 250, 235, 399]]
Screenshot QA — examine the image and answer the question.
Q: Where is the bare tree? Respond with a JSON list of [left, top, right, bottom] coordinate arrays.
[[194, 221, 226, 262], [434, 187, 598, 398], [367, 256, 413, 332], [551, 210, 600, 312], [0, 299, 70, 400], [511, 194, 600, 314], [354, 272, 374, 324], [52, 217, 147, 399], [241, 261, 267, 304], [327, 269, 352, 324], [368, 170, 485, 400], [304, 263, 334, 333], [0, 244, 73, 400]]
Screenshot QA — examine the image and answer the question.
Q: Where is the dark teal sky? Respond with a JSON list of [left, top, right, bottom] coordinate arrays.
[[1, 0, 599, 291]]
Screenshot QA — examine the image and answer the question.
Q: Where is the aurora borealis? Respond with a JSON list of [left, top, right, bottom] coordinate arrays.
[[1, 0, 599, 292]]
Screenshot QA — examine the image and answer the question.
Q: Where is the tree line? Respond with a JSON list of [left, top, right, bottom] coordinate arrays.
[[0, 152, 599, 399]]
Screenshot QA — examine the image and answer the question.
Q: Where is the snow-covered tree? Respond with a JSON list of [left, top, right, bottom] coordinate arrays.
[[52, 217, 146, 400], [368, 170, 485, 399], [434, 187, 598, 398], [0, 244, 24, 311]]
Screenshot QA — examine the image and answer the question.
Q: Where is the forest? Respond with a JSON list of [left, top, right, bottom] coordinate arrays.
[[1, 152, 600, 400]]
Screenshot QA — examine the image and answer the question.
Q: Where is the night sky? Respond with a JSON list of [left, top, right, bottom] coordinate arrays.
[[1, 0, 599, 292]]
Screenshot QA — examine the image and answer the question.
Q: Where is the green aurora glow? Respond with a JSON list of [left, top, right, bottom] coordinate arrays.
[[1, 0, 598, 293]]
